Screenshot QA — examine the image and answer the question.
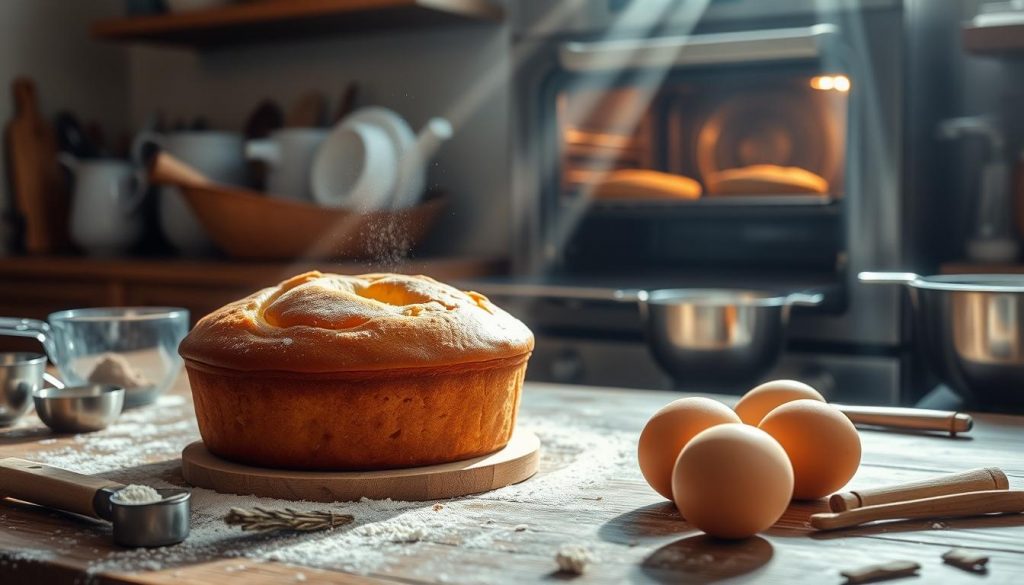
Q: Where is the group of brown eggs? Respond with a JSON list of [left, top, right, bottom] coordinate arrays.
[[637, 380, 862, 539]]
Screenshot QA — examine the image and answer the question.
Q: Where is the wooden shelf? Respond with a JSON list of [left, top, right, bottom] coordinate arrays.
[[963, 22, 1024, 56], [91, 0, 504, 47]]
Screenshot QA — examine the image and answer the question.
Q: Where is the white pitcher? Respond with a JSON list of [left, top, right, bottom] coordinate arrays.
[[245, 128, 327, 202], [60, 154, 145, 256]]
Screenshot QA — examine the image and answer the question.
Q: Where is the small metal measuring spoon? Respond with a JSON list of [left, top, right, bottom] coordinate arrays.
[[0, 457, 190, 547]]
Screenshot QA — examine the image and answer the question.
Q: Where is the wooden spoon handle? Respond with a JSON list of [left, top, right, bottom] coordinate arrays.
[[148, 151, 213, 190], [829, 467, 1009, 512], [834, 404, 972, 435], [0, 457, 122, 519], [811, 490, 1024, 531]]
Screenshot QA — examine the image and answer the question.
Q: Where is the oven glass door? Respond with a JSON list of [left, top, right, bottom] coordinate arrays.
[[540, 27, 851, 272]]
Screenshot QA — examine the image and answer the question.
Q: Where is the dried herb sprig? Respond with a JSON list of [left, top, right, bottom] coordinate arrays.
[[225, 507, 354, 533]]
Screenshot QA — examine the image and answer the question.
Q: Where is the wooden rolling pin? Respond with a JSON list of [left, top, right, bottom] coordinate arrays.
[[811, 490, 1024, 531], [830, 468, 1009, 512], [834, 404, 973, 436]]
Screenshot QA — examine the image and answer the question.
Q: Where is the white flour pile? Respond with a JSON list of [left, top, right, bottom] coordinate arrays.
[[114, 485, 162, 505], [17, 397, 635, 578]]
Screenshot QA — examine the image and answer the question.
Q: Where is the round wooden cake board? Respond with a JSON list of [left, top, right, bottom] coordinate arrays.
[[181, 429, 540, 502]]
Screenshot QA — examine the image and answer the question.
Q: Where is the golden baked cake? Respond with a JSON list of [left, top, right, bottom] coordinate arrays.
[[179, 271, 534, 470], [592, 169, 702, 200], [706, 164, 829, 195]]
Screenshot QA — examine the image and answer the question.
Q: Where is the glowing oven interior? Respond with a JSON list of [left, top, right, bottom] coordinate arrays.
[[557, 73, 849, 202]]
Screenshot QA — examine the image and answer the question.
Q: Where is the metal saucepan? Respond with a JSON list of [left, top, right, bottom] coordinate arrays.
[[465, 283, 824, 388], [860, 272, 1024, 409], [631, 289, 824, 388]]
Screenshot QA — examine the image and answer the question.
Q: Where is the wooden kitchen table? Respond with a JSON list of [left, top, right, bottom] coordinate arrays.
[[2, 379, 1024, 584]]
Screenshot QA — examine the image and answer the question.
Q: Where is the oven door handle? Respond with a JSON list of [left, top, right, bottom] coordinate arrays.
[[559, 24, 838, 72]]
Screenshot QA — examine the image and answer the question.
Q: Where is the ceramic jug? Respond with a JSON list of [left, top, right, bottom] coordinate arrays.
[[60, 154, 145, 256], [245, 128, 327, 201]]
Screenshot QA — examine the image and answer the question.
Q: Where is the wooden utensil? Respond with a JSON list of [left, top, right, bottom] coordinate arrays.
[[841, 561, 920, 584], [4, 78, 70, 254], [182, 429, 540, 502], [810, 490, 1024, 531], [287, 91, 327, 127], [244, 100, 284, 139], [834, 404, 972, 436], [333, 82, 359, 123], [243, 99, 284, 190], [54, 111, 97, 158], [148, 151, 443, 260], [829, 468, 1009, 512]]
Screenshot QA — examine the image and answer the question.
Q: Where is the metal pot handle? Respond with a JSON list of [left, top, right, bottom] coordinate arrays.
[[42, 371, 65, 390], [858, 271, 921, 285], [0, 317, 57, 361], [786, 292, 824, 306]]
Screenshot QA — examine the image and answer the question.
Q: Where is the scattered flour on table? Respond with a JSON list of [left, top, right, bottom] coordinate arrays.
[[34, 394, 195, 476], [22, 406, 634, 578]]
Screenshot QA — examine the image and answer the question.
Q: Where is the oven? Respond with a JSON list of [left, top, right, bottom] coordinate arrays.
[[475, 0, 925, 404]]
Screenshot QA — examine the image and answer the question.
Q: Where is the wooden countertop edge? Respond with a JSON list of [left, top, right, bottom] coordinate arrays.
[[101, 558, 390, 584]]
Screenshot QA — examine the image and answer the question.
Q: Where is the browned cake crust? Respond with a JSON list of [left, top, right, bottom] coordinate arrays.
[[179, 272, 534, 470]]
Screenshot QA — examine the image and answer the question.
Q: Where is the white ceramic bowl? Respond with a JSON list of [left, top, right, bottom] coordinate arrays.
[[311, 121, 398, 211]]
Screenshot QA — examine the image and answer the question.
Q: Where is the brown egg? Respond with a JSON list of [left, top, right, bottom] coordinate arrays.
[[734, 379, 825, 425], [638, 397, 740, 500], [758, 399, 861, 500], [672, 424, 793, 539]]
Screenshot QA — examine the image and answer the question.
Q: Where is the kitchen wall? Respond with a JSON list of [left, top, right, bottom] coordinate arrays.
[[0, 0, 130, 253], [126, 22, 513, 257], [912, 0, 1022, 265]]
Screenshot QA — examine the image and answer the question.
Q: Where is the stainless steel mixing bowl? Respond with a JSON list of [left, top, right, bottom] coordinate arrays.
[[34, 384, 125, 433], [861, 272, 1024, 410], [639, 289, 823, 388]]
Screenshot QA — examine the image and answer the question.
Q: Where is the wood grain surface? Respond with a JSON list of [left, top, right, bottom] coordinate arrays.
[[2, 380, 1024, 584], [181, 430, 540, 502]]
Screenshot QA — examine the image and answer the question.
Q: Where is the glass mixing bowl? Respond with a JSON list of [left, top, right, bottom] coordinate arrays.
[[0, 307, 189, 408]]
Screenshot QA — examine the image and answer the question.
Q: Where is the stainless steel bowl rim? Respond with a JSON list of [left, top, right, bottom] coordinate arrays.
[[34, 385, 126, 400], [641, 288, 807, 306], [905, 274, 1024, 293]]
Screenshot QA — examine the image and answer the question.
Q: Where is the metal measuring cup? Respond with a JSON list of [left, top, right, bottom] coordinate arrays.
[[0, 457, 190, 547], [0, 352, 46, 426]]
